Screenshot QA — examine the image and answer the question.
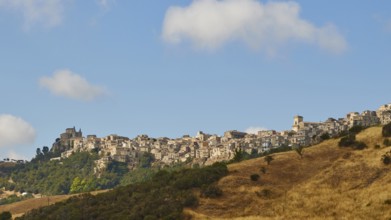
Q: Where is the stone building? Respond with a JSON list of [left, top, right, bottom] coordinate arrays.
[[52, 127, 83, 154], [224, 130, 247, 139], [54, 102, 391, 170], [377, 103, 391, 125]]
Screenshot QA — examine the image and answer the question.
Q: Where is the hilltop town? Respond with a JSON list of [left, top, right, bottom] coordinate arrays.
[[50, 103, 391, 169]]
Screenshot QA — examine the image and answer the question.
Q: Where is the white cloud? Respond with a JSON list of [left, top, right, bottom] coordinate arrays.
[[162, 0, 347, 54], [0, 0, 64, 29], [39, 69, 108, 102], [245, 126, 267, 134], [0, 114, 36, 148]]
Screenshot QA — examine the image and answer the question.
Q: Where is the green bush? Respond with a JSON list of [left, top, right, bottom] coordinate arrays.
[[0, 194, 33, 205], [349, 125, 365, 134], [182, 194, 198, 207], [382, 151, 391, 165], [264, 155, 274, 165], [353, 141, 367, 150], [293, 145, 304, 158], [339, 134, 366, 150], [5, 152, 102, 195], [339, 134, 356, 147], [320, 133, 330, 141], [0, 211, 11, 220], [336, 130, 349, 138], [256, 189, 272, 199], [382, 122, 391, 137], [200, 185, 223, 198], [384, 139, 391, 147], [250, 174, 260, 181], [18, 163, 229, 220]]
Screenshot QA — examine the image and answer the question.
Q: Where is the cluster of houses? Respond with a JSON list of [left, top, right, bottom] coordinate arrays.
[[51, 103, 391, 169]]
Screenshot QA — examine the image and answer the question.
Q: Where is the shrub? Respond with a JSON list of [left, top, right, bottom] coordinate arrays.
[[250, 174, 260, 181], [256, 189, 272, 199], [260, 167, 267, 174], [0, 211, 11, 220], [320, 133, 330, 141], [264, 155, 274, 165], [0, 194, 32, 205], [384, 199, 391, 205], [182, 194, 198, 207], [339, 134, 356, 147], [200, 185, 223, 198], [382, 122, 391, 137], [374, 144, 381, 149], [381, 151, 391, 165], [293, 145, 304, 158], [349, 125, 365, 134], [231, 148, 246, 163], [339, 134, 366, 150], [384, 139, 391, 147], [336, 130, 349, 138], [353, 141, 367, 150]]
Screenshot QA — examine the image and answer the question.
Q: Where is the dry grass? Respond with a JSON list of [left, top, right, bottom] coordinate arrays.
[[187, 127, 391, 220], [0, 190, 108, 219]]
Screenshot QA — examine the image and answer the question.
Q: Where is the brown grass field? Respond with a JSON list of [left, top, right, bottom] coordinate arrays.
[[0, 190, 108, 219], [185, 127, 391, 220]]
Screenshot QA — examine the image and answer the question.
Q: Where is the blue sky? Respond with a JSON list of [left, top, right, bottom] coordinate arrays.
[[0, 0, 390, 160]]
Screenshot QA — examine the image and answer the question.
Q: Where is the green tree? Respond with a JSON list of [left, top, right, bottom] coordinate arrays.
[[139, 152, 155, 168], [0, 211, 11, 220], [201, 185, 223, 198], [339, 134, 356, 147], [70, 177, 83, 194], [382, 150, 391, 165], [36, 148, 42, 157], [293, 145, 304, 159], [320, 133, 330, 141], [264, 155, 274, 165], [42, 146, 49, 155], [232, 148, 244, 162], [349, 125, 365, 134], [383, 122, 391, 137], [250, 174, 260, 181]]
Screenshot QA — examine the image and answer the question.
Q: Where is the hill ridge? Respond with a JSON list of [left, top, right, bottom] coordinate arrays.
[[187, 127, 391, 219]]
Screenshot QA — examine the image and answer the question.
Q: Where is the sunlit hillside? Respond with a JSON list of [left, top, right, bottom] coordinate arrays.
[[186, 127, 391, 219], [0, 190, 108, 219], [3, 127, 391, 220]]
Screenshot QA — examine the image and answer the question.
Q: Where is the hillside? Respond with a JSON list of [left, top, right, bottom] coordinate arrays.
[[8, 127, 391, 219], [186, 127, 391, 219], [0, 195, 75, 219], [0, 190, 108, 219]]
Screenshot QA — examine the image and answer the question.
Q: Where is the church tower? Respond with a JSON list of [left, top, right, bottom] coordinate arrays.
[[292, 115, 303, 132]]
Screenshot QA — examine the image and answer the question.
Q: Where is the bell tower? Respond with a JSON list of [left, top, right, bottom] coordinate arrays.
[[292, 115, 303, 132]]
